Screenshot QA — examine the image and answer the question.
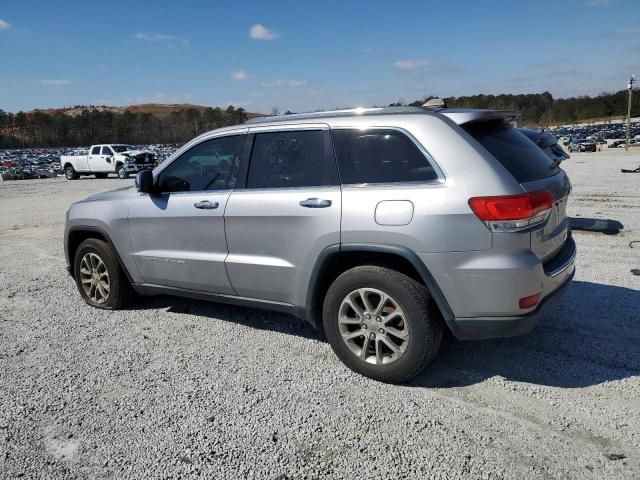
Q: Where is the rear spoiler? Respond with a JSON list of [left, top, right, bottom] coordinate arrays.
[[440, 109, 518, 126]]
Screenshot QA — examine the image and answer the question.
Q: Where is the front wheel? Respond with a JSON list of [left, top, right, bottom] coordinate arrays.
[[323, 266, 443, 383], [73, 238, 134, 309], [65, 166, 79, 180], [117, 165, 128, 179]]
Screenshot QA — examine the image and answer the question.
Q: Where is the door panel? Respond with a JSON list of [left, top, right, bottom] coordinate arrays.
[[224, 187, 341, 304], [128, 191, 235, 294], [88, 154, 107, 171], [224, 126, 341, 306]]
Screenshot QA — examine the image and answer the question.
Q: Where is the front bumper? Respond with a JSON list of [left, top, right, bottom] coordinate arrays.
[[123, 163, 154, 173]]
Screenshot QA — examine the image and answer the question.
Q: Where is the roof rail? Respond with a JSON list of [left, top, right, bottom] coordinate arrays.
[[245, 106, 430, 124]]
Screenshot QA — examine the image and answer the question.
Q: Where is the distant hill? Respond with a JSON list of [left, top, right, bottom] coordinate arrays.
[[30, 103, 263, 119]]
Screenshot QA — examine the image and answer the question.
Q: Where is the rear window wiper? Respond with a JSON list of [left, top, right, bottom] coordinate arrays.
[[549, 158, 564, 170]]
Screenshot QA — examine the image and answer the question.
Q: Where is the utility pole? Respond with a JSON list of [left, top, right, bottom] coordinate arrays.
[[626, 75, 635, 151]]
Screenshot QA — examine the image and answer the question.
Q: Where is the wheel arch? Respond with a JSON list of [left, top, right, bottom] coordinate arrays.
[[66, 226, 134, 284], [306, 243, 457, 334]]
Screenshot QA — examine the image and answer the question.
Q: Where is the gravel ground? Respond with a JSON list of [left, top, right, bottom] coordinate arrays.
[[1, 151, 639, 479]]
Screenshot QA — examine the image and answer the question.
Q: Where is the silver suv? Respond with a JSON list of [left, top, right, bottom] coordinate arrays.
[[64, 106, 576, 383]]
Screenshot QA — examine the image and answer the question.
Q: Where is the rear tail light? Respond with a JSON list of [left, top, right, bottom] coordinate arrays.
[[519, 293, 541, 309], [468, 190, 554, 232]]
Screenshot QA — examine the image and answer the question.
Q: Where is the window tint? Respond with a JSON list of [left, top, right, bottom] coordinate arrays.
[[91, 146, 101, 155], [464, 122, 560, 183], [157, 135, 244, 192], [101, 146, 113, 155], [247, 130, 337, 188], [331, 129, 437, 184]]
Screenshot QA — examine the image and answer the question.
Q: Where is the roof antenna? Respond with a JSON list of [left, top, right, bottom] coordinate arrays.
[[422, 98, 447, 109]]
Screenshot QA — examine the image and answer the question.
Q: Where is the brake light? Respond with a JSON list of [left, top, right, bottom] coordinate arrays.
[[519, 293, 541, 309], [468, 190, 554, 232]]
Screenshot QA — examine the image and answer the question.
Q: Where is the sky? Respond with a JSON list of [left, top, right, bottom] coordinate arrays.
[[1, 0, 639, 113]]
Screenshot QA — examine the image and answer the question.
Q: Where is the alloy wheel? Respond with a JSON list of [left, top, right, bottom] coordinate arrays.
[[79, 252, 110, 304], [338, 288, 409, 365]]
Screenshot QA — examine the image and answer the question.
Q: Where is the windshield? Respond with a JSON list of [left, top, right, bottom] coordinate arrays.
[[112, 145, 133, 153]]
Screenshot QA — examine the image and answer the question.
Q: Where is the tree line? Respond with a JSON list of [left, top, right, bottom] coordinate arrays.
[[0, 106, 248, 148], [2, 88, 638, 148], [402, 89, 638, 126]]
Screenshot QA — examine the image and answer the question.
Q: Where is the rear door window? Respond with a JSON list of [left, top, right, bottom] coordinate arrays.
[[90, 146, 101, 155], [331, 129, 438, 184], [246, 130, 338, 188], [464, 122, 560, 183]]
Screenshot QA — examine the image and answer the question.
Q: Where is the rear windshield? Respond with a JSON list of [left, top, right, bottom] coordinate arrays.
[[464, 121, 560, 183]]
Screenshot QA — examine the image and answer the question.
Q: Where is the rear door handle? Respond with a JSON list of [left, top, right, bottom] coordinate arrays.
[[299, 198, 332, 208], [194, 200, 219, 209]]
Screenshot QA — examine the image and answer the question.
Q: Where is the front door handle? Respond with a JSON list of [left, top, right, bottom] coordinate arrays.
[[299, 198, 332, 208], [194, 200, 219, 209]]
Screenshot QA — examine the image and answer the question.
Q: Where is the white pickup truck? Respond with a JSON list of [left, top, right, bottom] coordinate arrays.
[[61, 144, 155, 180]]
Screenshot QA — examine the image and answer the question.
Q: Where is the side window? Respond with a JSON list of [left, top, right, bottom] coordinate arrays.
[[157, 135, 244, 192], [101, 146, 113, 155], [246, 130, 337, 189], [91, 146, 101, 155], [331, 129, 438, 184]]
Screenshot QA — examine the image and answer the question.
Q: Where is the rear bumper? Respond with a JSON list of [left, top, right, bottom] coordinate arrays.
[[450, 268, 574, 340], [421, 234, 577, 340]]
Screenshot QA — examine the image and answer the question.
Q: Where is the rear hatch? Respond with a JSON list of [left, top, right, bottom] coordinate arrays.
[[463, 120, 571, 262]]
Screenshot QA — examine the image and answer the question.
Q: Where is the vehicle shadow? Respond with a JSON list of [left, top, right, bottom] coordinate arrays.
[[130, 280, 639, 389], [131, 295, 324, 342], [413, 280, 640, 389]]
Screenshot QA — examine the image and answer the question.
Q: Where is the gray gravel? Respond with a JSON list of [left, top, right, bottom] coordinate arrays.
[[1, 152, 639, 479]]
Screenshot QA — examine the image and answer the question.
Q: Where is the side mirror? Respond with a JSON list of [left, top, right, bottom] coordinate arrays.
[[135, 170, 155, 193]]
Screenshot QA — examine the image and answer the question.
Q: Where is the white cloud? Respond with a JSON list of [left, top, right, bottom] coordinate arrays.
[[249, 24, 278, 40], [585, 0, 612, 6], [0, 18, 10, 30], [231, 69, 251, 81], [134, 32, 189, 48], [393, 59, 433, 70], [262, 79, 308, 88], [40, 79, 72, 85]]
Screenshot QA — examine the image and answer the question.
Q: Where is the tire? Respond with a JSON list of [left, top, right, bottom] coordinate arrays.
[[323, 266, 443, 383], [73, 238, 135, 310], [65, 166, 79, 180], [117, 164, 128, 179], [95, 173, 108, 179]]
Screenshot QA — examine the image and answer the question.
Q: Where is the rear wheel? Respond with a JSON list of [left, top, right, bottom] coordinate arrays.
[[117, 164, 128, 179], [65, 166, 78, 180], [73, 238, 134, 309], [323, 266, 443, 383]]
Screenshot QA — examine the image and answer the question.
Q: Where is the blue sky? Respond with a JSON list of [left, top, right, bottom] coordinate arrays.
[[1, 0, 639, 113]]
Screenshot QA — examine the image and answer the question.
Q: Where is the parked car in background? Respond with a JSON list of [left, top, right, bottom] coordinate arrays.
[[568, 138, 596, 152], [60, 144, 155, 180], [609, 140, 627, 149], [64, 106, 576, 383], [519, 128, 569, 164]]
